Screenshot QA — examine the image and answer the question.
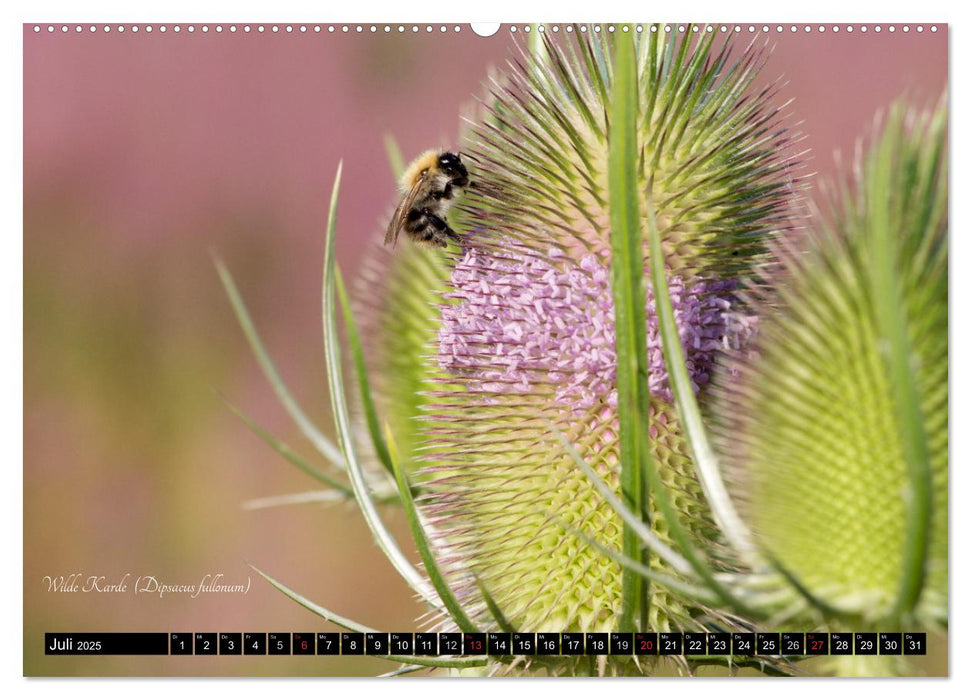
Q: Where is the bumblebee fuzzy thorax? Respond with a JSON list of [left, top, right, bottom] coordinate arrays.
[[400, 149, 443, 192]]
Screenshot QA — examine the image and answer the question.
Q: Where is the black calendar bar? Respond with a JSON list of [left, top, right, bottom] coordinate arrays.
[[44, 631, 929, 656], [45, 633, 169, 655]]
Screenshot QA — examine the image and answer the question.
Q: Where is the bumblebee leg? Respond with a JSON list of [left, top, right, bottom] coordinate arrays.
[[423, 210, 460, 243], [432, 183, 454, 201], [444, 226, 462, 242]]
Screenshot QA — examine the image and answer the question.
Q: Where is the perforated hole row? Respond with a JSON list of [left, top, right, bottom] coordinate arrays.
[[30, 23, 941, 35], [30, 24, 467, 34]]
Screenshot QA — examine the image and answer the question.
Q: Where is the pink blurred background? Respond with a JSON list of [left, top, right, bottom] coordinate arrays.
[[24, 23, 947, 676]]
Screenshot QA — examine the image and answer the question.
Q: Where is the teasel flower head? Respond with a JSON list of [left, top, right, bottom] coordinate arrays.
[[355, 25, 803, 674], [710, 99, 947, 675], [223, 24, 946, 678]]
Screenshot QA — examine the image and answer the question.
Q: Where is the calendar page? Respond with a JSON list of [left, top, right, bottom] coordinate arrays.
[[22, 19, 948, 679]]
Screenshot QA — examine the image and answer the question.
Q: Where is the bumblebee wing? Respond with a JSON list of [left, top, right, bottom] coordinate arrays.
[[384, 202, 405, 247], [385, 172, 427, 247]]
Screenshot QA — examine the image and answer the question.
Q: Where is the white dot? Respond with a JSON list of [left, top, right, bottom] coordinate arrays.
[[847, 26, 854, 33], [525, 25, 532, 33], [874, 26, 881, 33], [328, 26, 335, 33], [580, 26, 587, 33], [538, 24, 545, 32], [762, 25, 769, 32], [706, 25, 713, 32], [32, 25, 39, 33], [397, 26, 403, 33], [104, 25, 110, 32], [75, 25, 82, 32], [89, 25, 96, 32], [748, 25, 755, 33], [259, 26, 266, 33], [790, 25, 797, 33], [608, 25, 615, 33], [917, 25, 924, 32], [860, 25, 868, 33], [61, 25, 68, 33], [678, 25, 685, 33], [314, 26, 321, 33], [567, 25, 574, 32], [370, 26, 376, 33], [454, 25, 461, 32], [117, 25, 124, 33], [931, 25, 938, 32], [833, 26, 840, 33], [188, 25, 195, 33], [553, 25, 560, 32], [159, 26, 166, 33], [202, 25, 210, 33], [146, 25, 153, 33], [776, 25, 783, 33], [510, 25, 517, 33], [439, 25, 446, 33], [665, 25, 671, 33], [47, 25, 54, 33], [244, 26, 251, 33], [274, 26, 281, 33], [411, 25, 418, 32], [903, 26, 910, 33], [383, 26, 390, 33], [818, 25, 825, 33], [635, 25, 642, 33], [692, 25, 699, 32], [300, 26, 307, 33], [425, 25, 432, 32], [889, 26, 896, 33]]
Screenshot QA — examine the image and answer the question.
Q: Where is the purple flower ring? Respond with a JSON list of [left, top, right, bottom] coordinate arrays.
[[438, 242, 756, 409]]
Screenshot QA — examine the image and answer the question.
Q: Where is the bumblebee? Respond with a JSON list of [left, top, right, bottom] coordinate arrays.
[[385, 150, 470, 248]]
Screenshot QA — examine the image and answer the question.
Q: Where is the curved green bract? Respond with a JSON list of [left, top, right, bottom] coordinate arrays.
[[320, 163, 446, 612], [216, 258, 344, 469]]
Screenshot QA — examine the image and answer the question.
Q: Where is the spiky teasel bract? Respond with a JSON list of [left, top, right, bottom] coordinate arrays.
[[711, 100, 947, 674], [346, 25, 805, 674]]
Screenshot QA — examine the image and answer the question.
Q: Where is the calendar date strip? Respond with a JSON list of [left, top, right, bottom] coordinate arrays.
[[45, 631, 927, 656]]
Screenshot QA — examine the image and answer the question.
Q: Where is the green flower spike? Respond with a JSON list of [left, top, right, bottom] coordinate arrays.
[[711, 100, 947, 675]]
